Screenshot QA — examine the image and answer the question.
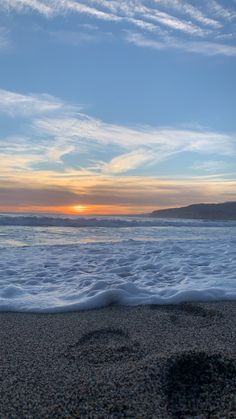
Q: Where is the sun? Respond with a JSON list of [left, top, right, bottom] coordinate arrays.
[[71, 205, 88, 214]]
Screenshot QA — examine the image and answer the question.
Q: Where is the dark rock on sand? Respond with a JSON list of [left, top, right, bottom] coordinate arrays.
[[166, 351, 236, 418]]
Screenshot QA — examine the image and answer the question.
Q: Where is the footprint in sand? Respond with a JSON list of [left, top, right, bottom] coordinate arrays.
[[64, 328, 142, 365], [165, 351, 236, 419], [151, 303, 221, 328]]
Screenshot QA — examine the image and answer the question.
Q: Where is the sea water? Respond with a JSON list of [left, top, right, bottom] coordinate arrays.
[[0, 214, 236, 312]]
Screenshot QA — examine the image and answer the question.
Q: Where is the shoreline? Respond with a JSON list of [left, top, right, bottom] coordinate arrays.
[[1, 301, 236, 418]]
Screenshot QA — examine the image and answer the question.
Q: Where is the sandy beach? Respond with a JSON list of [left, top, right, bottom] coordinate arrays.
[[0, 301, 235, 418]]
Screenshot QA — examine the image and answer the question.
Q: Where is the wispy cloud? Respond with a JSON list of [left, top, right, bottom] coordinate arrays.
[[0, 89, 235, 180], [191, 160, 230, 173], [1, 0, 236, 56], [125, 31, 236, 57], [33, 112, 236, 159], [0, 134, 75, 174], [101, 149, 155, 174], [63, 1, 121, 22], [143, 8, 208, 36], [153, 0, 221, 28], [1, 0, 53, 16], [0, 27, 10, 50], [0, 88, 235, 213], [0, 89, 69, 116], [208, 0, 236, 21]]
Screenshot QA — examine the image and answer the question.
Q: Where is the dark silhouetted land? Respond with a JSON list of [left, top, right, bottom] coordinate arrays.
[[151, 201, 236, 220]]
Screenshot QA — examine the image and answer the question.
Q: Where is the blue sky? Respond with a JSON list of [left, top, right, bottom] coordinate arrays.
[[0, 0, 236, 214]]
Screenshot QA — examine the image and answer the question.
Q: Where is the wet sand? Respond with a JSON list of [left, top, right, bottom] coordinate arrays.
[[0, 301, 236, 418]]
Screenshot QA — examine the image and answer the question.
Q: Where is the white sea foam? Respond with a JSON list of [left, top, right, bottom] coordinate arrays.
[[0, 216, 236, 312]]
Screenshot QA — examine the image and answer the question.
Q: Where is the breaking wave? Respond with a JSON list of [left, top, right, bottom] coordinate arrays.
[[0, 233, 236, 312], [0, 214, 235, 228]]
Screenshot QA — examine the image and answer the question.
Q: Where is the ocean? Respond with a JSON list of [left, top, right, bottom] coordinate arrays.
[[0, 213, 236, 312]]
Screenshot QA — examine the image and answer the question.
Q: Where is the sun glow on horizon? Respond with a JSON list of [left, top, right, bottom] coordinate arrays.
[[0, 204, 154, 216], [66, 204, 147, 216], [70, 205, 88, 214]]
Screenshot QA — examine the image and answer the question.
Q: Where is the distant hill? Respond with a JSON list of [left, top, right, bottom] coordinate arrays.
[[151, 202, 236, 220]]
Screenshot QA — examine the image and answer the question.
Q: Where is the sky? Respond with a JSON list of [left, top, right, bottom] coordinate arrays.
[[0, 0, 236, 215]]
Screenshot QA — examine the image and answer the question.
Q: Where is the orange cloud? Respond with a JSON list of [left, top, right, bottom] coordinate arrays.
[[1, 175, 236, 215]]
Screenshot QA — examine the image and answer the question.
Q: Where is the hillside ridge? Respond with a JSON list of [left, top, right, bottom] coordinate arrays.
[[151, 202, 236, 220]]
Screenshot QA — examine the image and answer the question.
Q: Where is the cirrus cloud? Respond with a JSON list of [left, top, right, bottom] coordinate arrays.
[[1, 0, 236, 56]]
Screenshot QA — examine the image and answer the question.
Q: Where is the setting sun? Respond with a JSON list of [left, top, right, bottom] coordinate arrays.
[[71, 205, 88, 214]]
